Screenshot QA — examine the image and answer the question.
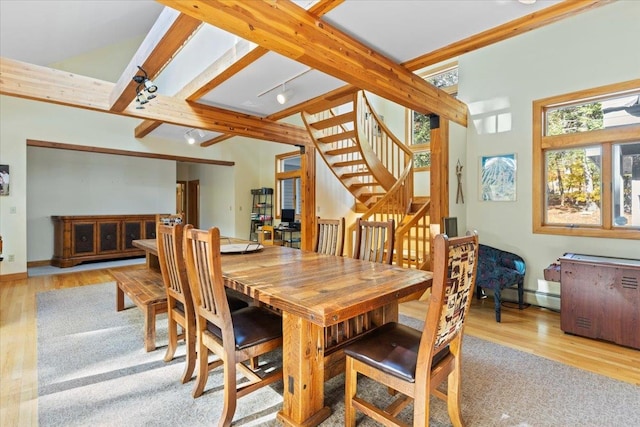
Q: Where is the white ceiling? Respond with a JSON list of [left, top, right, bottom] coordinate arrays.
[[0, 0, 564, 145]]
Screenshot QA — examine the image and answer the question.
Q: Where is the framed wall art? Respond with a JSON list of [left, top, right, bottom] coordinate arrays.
[[0, 164, 9, 196], [480, 154, 516, 202]]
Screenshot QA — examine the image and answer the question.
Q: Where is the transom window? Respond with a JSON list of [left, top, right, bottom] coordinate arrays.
[[407, 62, 458, 170], [533, 80, 640, 239]]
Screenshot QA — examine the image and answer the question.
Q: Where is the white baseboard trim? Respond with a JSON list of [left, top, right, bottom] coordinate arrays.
[[483, 287, 561, 312]]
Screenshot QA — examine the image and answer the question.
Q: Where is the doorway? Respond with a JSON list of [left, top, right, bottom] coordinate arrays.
[[176, 180, 199, 227]]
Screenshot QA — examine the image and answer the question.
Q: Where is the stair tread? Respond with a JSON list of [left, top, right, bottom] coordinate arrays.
[[308, 112, 353, 130], [304, 92, 356, 114], [340, 171, 372, 178], [333, 159, 365, 167], [325, 146, 360, 156], [318, 130, 356, 144]]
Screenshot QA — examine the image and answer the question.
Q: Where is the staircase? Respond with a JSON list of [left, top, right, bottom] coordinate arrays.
[[302, 91, 431, 270]]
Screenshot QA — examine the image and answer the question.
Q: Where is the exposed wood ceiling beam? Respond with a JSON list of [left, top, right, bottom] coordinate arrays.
[[157, 0, 468, 127], [28, 139, 234, 166], [403, 0, 613, 70], [0, 57, 311, 146], [135, 38, 267, 138], [199, 86, 359, 147], [137, 0, 343, 140], [109, 8, 202, 112]]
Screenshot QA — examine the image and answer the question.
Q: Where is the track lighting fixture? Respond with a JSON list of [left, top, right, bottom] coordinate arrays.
[[132, 66, 158, 108], [184, 128, 205, 145], [276, 84, 294, 105]]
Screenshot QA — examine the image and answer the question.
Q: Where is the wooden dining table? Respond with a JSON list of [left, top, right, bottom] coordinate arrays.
[[132, 238, 433, 427]]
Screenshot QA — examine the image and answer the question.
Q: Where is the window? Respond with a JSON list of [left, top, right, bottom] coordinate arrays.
[[275, 151, 301, 219], [533, 80, 640, 239], [407, 62, 458, 170]]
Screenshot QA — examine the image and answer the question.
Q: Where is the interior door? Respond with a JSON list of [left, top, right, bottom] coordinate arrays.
[[187, 180, 199, 228]]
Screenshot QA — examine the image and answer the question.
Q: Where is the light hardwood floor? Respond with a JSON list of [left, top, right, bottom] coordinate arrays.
[[1, 266, 638, 426]]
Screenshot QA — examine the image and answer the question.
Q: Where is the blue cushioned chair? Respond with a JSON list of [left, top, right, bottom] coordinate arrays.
[[476, 244, 525, 322]]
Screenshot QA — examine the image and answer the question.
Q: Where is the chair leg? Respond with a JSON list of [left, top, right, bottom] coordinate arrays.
[[344, 356, 357, 427], [192, 338, 209, 398], [218, 359, 238, 427], [164, 312, 178, 363], [494, 289, 501, 322], [446, 354, 464, 427], [180, 322, 196, 384], [518, 280, 524, 310]]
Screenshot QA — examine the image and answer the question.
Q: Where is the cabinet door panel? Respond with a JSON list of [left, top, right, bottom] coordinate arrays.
[[123, 221, 142, 250], [72, 222, 95, 255], [99, 222, 119, 253], [145, 220, 157, 239]]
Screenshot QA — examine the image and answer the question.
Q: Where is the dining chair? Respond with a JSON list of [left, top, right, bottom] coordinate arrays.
[[325, 218, 396, 350], [156, 222, 197, 383], [259, 225, 282, 246], [156, 223, 248, 384], [313, 216, 345, 256], [183, 225, 283, 426], [343, 232, 479, 427], [353, 218, 395, 264]]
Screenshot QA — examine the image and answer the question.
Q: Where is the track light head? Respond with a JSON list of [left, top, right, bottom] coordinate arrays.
[[132, 66, 158, 106], [184, 129, 198, 145], [277, 88, 293, 105], [144, 79, 158, 93]]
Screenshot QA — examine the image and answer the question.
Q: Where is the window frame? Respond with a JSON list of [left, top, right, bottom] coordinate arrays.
[[532, 79, 640, 240], [405, 61, 458, 172], [275, 151, 302, 220]]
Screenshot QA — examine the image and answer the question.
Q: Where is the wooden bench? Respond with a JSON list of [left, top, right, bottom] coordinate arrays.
[[110, 268, 167, 352]]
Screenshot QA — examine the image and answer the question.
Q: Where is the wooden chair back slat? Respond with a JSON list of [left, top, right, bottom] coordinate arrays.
[[314, 217, 345, 256], [184, 226, 230, 327], [353, 218, 395, 264]]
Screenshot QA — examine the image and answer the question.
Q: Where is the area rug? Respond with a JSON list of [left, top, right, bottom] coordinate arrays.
[[37, 283, 640, 426]]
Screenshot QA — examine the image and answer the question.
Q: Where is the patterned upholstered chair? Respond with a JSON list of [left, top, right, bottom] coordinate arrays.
[[476, 244, 525, 322], [343, 232, 479, 427]]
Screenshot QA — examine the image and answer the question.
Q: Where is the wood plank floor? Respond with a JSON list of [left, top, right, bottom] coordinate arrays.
[[1, 266, 638, 426]]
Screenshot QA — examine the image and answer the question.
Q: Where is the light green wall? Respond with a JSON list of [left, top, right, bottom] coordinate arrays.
[[458, 0, 640, 308]]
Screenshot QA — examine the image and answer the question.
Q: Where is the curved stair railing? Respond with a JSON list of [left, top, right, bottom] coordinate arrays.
[[302, 90, 431, 270]]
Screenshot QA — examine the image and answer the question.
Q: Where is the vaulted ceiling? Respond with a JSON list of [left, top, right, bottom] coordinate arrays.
[[0, 0, 610, 148]]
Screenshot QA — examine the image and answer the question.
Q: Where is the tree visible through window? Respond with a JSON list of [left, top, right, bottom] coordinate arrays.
[[409, 63, 458, 170], [533, 81, 640, 239]]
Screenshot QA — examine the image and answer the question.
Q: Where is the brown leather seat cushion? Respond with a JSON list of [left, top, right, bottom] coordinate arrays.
[[175, 293, 247, 315], [343, 322, 450, 383], [226, 292, 249, 311], [207, 306, 282, 350]]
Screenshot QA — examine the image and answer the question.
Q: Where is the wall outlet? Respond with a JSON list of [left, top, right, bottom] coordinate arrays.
[[9, 206, 16, 214], [8, 254, 15, 262]]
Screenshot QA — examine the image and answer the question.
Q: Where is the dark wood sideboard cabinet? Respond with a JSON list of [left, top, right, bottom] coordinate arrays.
[[52, 214, 161, 267], [559, 253, 640, 350]]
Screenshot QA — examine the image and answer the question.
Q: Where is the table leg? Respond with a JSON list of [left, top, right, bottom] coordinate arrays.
[[147, 252, 160, 271], [116, 283, 125, 311], [277, 312, 331, 427]]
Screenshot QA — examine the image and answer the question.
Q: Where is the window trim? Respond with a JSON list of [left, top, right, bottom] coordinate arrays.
[[275, 151, 302, 220], [405, 62, 458, 172], [532, 79, 640, 240]]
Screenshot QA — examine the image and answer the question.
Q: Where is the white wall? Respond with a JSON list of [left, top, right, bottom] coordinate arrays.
[[459, 1, 640, 308], [27, 147, 175, 262]]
